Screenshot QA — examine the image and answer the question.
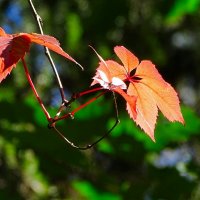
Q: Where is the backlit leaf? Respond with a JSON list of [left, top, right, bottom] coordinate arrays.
[[92, 46, 184, 141], [0, 27, 82, 82]]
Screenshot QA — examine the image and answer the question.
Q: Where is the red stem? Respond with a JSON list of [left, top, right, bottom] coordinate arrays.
[[52, 91, 107, 123], [21, 58, 51, 121], [62, 86, 103, 110], [77, 87, 102, 97]]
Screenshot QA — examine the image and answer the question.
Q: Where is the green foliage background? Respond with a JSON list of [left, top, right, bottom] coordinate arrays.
[[1, 0, 200, 199]]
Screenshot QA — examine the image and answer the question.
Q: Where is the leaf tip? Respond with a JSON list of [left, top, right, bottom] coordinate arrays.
[[76, 61, 84, 71], [0, 27, 7, 36], [89, 45, 108, 67], [179, 115, 185, 125], [149, 134, 156, 142]]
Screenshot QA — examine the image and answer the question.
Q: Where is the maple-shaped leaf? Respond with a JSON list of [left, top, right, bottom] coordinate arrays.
[[0, 27, 82, 82], [91, 49, 137, 119], [116, 46, 184, 141], [92, 46, 184, 141]]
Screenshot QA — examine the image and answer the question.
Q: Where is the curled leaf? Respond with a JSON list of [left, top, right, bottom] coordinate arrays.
[[0, 27, 82, 82]]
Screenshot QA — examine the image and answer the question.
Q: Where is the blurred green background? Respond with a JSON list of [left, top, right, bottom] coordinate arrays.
[[1, 0, 200, 199]]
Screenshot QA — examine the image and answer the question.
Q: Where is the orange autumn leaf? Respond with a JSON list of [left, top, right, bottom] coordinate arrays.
[[116, 46, 184, 141], [0, 27, 82, 82], [91, 49, 137, 119], [92, 46, 184, 141]]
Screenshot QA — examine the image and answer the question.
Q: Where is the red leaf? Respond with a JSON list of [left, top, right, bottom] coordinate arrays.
[[91, 49, 137, 119], [0, 35, 31, 82], [0, 27, 82, 82], [136, 61, 184, 123], [0, 27, 7, 36], [22, 33, 81, 67], [114, 45, 139, 72], [115, 87, 137, 119], [92, 46, 184, 141], [91, 60, 127, 86], [127, 81, 158, 141], [115, 46, 184, 140]]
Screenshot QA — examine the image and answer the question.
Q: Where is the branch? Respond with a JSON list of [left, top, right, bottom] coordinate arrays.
[[51, 91, 120, 150], [28, 0, 66, 102]]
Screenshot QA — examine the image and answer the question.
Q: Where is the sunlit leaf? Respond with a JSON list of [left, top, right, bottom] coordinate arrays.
[[92, 46, 184, 141], [0, 27, 82, 82]]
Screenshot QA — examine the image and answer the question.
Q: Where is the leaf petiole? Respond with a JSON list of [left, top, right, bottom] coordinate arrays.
[[21, 57, 51, 121], [52, 90, 107, 124]]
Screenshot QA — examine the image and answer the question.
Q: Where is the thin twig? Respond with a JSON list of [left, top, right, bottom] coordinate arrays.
[[51, 91, 120, 150], [63, 87, 103, 108], [28, 0, 66, 102], [84, 91, 120, 149], [52, 91, 107, 123]]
